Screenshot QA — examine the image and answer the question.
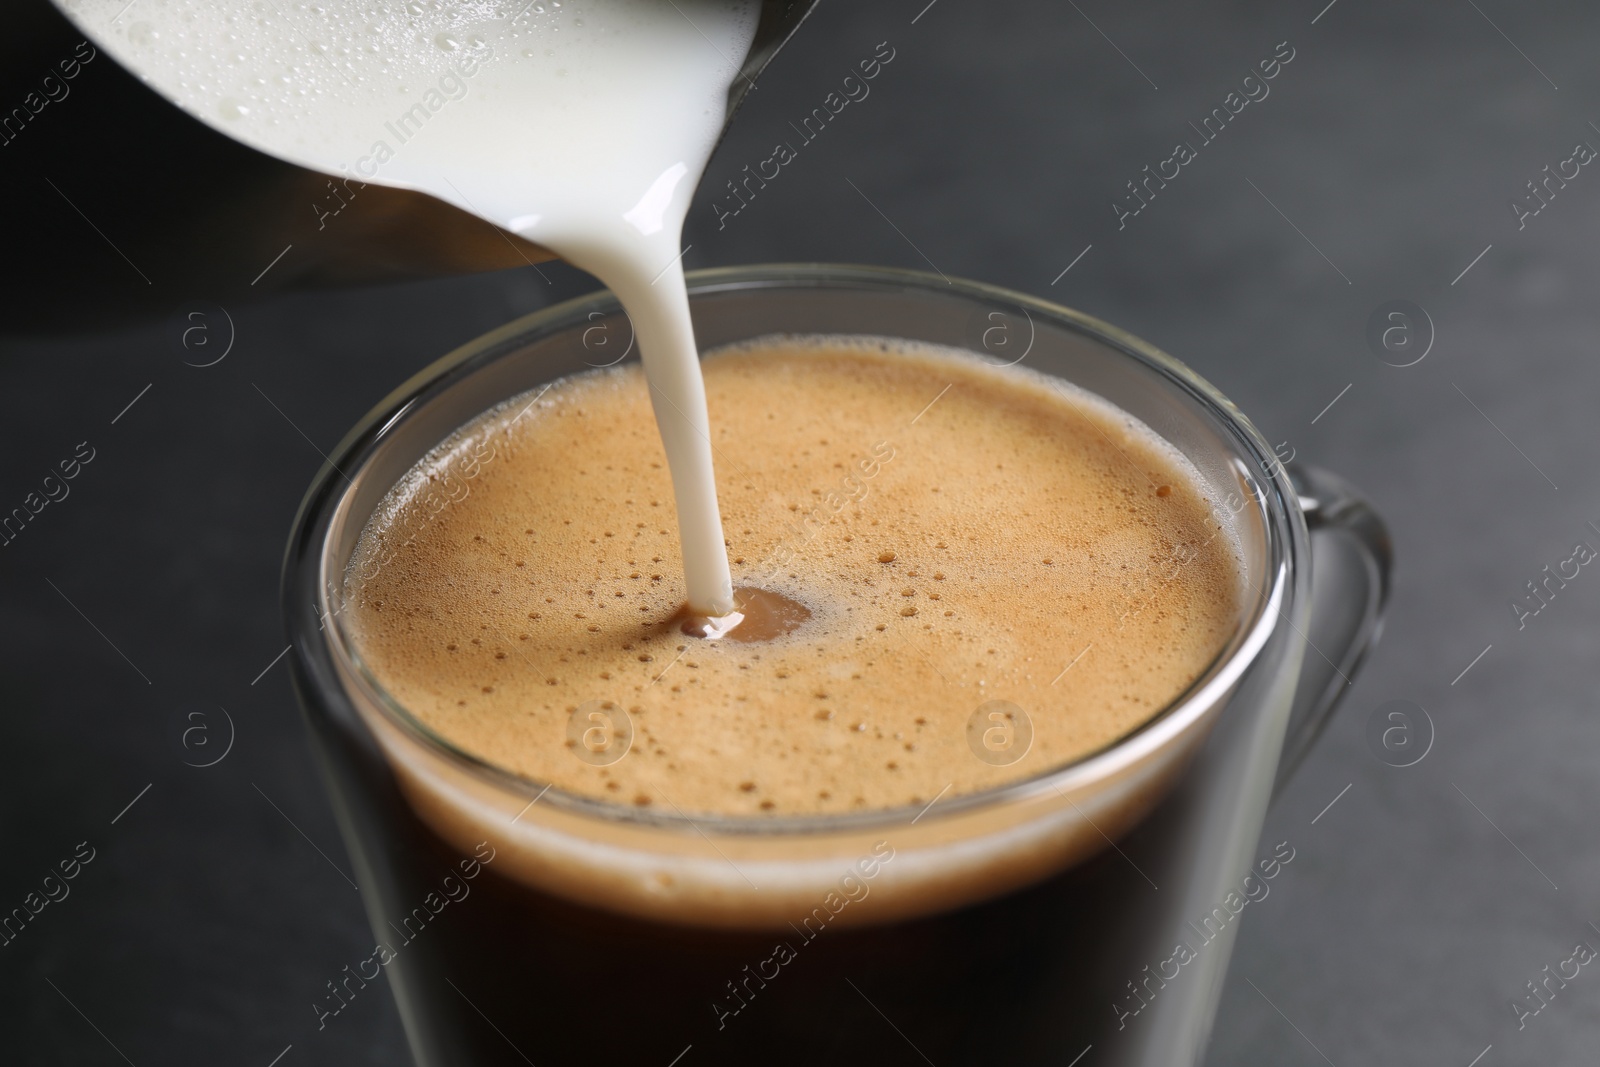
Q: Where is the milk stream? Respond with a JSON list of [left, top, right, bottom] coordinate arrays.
[[59, 0, 753, 616]]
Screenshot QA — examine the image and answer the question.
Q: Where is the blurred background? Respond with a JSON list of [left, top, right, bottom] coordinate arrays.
[[3, 0, 1598, 1063]]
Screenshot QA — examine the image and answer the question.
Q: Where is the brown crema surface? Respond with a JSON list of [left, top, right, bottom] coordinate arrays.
[[345, 339, 1243, 817]]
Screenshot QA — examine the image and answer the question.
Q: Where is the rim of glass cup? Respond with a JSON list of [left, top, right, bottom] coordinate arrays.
[[285, 263, 1299, 838]]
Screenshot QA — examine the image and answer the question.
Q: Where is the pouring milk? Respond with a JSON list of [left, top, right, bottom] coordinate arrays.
[[58, 0, 757, 617]]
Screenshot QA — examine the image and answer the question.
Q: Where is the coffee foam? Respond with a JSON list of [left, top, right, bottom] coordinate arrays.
[[345, 338, 1245, 822]]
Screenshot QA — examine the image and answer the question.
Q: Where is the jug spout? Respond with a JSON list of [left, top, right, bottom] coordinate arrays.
[[2, 0, 815, 333]]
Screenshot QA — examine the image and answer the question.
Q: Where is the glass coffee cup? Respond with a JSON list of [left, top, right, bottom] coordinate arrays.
[[283, 265, 1388, 1066]]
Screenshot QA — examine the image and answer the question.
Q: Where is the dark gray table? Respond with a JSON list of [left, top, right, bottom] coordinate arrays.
[[3, 1, 1595, 1064]]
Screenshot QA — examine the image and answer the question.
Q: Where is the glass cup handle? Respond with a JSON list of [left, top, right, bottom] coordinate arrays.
[[1272, 463, 1394, 790]]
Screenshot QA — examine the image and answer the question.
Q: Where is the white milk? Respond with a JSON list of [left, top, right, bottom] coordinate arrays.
[[59, 0, 754, 616]]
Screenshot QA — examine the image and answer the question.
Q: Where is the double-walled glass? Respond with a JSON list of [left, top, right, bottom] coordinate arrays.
[[284, 265, 1388, 1066]]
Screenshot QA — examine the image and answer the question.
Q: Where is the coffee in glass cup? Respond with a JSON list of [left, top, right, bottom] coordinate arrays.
[[285, 266, 1388, 1065]]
